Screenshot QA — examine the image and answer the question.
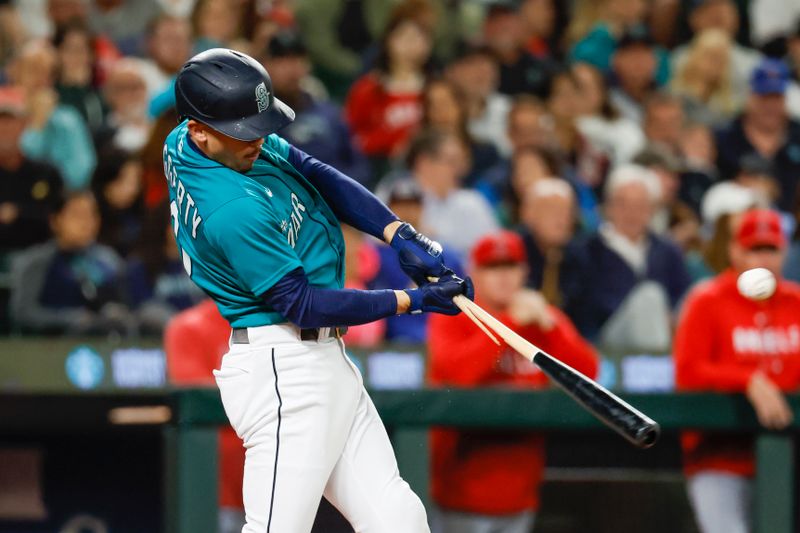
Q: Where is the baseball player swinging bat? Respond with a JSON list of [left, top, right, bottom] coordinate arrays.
[[450, 291, 660, 449]]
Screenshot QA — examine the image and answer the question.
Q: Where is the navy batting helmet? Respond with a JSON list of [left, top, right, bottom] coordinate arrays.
[[174, 48, 295, 141]]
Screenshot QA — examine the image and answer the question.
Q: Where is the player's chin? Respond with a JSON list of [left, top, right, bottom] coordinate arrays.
[[238, 152, 260, 171], [237, 159, 256, 172]]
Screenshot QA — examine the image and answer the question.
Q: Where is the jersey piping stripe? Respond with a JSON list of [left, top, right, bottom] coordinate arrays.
[[267, 347, 282, 532]]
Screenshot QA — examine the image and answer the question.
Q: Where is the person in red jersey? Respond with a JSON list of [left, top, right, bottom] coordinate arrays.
[[164, 299, 246, 533], [344, 12, 431, 161], [428, 230, 598, 533], [675, 208, 800, 533]]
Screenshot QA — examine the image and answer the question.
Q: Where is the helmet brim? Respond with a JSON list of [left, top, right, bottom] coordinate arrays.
[[203, 96, 296, 141]]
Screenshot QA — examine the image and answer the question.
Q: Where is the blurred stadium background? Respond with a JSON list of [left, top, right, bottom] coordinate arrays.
[[2, 0, 800, 531]]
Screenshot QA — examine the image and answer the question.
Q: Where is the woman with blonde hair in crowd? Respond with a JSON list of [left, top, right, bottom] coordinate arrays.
[[671, 29, 740, 125]]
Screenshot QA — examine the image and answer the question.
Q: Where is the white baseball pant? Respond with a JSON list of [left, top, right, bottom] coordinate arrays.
[[213, 324, 430, 533], [687, 471, 751, 533]]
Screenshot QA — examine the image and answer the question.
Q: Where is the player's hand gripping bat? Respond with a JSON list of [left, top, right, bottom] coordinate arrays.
[[447, 289, 660, 449]]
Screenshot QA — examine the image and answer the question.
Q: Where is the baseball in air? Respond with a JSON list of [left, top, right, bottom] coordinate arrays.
[[737, 268, 777, 301]]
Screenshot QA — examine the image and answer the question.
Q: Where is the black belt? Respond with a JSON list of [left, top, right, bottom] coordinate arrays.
[[232, 326, 348, 344]]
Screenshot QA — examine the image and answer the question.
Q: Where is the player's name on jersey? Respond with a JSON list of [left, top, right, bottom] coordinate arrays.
[[163, 147, 203, 239]]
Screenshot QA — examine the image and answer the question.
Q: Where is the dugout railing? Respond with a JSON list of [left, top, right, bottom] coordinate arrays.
[[164, 388, 796, 533]]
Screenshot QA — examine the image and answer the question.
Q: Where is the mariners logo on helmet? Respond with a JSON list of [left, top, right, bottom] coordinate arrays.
[[255, 82, 270, 113]]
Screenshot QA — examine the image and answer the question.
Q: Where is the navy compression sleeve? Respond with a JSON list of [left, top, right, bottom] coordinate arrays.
[[263, 267, 398, 328], [288, 146, 398, 239]]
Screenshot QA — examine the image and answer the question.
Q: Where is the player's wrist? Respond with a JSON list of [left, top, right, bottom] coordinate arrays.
[[395, 289, 413, 314], [403, 288, 424, 314], [383, 220, 403, 244]]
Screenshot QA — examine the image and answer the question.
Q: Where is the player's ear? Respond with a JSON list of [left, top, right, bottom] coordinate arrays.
[[187, 119, 207, 143]]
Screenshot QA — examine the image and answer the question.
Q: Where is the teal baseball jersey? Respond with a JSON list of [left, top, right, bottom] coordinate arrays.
[[163, 120, 345, 327]]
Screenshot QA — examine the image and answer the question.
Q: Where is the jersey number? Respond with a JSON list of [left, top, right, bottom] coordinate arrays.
[[170, 200, 193, 277]]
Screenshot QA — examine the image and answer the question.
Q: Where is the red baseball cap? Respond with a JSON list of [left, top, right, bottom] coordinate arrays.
[[471, 231, 527, 267], [735, 209, 786, 249]]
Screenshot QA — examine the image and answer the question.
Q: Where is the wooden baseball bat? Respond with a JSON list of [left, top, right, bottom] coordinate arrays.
[[455, 295, 660, 449]]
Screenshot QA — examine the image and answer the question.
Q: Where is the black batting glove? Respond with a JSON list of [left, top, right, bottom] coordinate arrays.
[[390, 223, 450, 286]]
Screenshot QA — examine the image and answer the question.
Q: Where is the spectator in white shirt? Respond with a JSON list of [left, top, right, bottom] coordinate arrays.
[[573, 61, 645, 166], [407, 129, 499, 258]]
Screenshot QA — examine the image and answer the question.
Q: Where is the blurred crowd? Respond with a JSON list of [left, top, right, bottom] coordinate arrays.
[[0, 0, 799, 349]]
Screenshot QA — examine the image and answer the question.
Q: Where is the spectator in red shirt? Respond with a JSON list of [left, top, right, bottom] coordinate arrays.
[[164, 300, 246, 533], [344, 11, 431, 162], [428, 231, 598, 533], [675, 209, 800, 533]]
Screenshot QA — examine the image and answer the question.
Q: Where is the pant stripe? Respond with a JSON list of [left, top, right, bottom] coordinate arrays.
[[266, 348, 282, 533]]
